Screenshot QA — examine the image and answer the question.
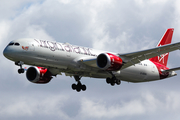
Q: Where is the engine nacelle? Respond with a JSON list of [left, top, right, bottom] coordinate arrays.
[[26, 66, 52, 84], [97, 53, 123, 71]]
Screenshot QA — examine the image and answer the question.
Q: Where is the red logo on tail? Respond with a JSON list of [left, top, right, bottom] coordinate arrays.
[[158, 53, 169, 64], [149, 28, 174, 66]]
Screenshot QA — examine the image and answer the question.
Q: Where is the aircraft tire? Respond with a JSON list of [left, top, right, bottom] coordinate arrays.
[[76, 87, 81, 92], [106, 77, 111, 84], [18, 69, 24, 74], [18, 69, 21, 74], [21, 69, 24, 73], [72, 84, 77, 90], [81, 85, 86, 91], [110, 82, 115, 86], [116, 79, 121, 85]]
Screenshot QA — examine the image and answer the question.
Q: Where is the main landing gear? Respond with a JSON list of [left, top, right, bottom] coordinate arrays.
[[72, 75, 86, 92], [106, 72, 121, 86], [15, 61, 24, 74], [106, 77, 121, 86]]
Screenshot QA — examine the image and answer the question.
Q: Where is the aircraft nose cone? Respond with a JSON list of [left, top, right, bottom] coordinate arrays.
[[3, 46, 12, 59], [3, 47, 9, 57]]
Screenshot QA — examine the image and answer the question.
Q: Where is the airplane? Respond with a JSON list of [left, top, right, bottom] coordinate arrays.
[[3, 28, 180, 92]]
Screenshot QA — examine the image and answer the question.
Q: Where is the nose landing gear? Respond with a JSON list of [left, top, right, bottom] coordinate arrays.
[[15, 61, 24, 74]]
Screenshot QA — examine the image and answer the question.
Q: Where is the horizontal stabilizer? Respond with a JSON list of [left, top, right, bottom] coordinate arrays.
[[162, 67, 180, 73]]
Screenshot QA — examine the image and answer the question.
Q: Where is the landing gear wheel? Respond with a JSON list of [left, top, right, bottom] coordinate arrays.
[[106, 77, 111, 84], [76, 86, 81, 92], [81, 85, 86, 91], [18, 69, 24, 74], [76, 83, 82, 92], [18, 69, 21, 74], [110, 82, 115, 86], [116, 79, 121, 85], [106, 72, 121, 86], [72, 84, 77, 90], [72, 77, 87, 92], [110, 77, 116, 86], [15, 61, 24, 74]]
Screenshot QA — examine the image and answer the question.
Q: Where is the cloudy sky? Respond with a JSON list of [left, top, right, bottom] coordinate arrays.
[[1, 0, 180, 120]]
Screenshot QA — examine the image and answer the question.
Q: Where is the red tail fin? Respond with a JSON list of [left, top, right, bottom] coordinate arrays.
[[149, 28, 174, 66]]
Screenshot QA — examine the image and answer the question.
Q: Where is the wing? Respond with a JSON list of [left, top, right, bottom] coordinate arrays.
[[119, 42, 180, 69], [76, 42, 180, 71]]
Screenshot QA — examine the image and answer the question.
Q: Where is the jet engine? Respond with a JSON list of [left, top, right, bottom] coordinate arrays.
[[97, 53, 123, 71], [26, 66, 52, 84]]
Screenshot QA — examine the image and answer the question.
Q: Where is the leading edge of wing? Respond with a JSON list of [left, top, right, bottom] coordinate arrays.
[[119, 42, 180, 69]]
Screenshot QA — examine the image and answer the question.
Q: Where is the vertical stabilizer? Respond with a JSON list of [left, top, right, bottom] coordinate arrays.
[[149, 28, 174, 66]]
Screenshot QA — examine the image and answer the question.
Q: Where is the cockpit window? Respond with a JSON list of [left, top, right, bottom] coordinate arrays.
[[8, 42, 20, 46], [8, 43, 14, 46], [14, 43, 20, 46]]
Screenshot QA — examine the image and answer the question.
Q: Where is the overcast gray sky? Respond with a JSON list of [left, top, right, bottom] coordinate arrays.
[[1, 0, 180, 120]]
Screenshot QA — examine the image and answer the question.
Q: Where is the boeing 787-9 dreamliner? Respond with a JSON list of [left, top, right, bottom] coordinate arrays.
[[3, 28, 180, 92]]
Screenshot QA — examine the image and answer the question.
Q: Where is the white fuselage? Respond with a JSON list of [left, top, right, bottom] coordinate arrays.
[[3, 38, 175, 83]]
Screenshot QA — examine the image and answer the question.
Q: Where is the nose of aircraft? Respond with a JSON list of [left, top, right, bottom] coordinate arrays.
[[3, 41, 23, 61], [3, 45, 15, 59], [3, 46, 10, 58]]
